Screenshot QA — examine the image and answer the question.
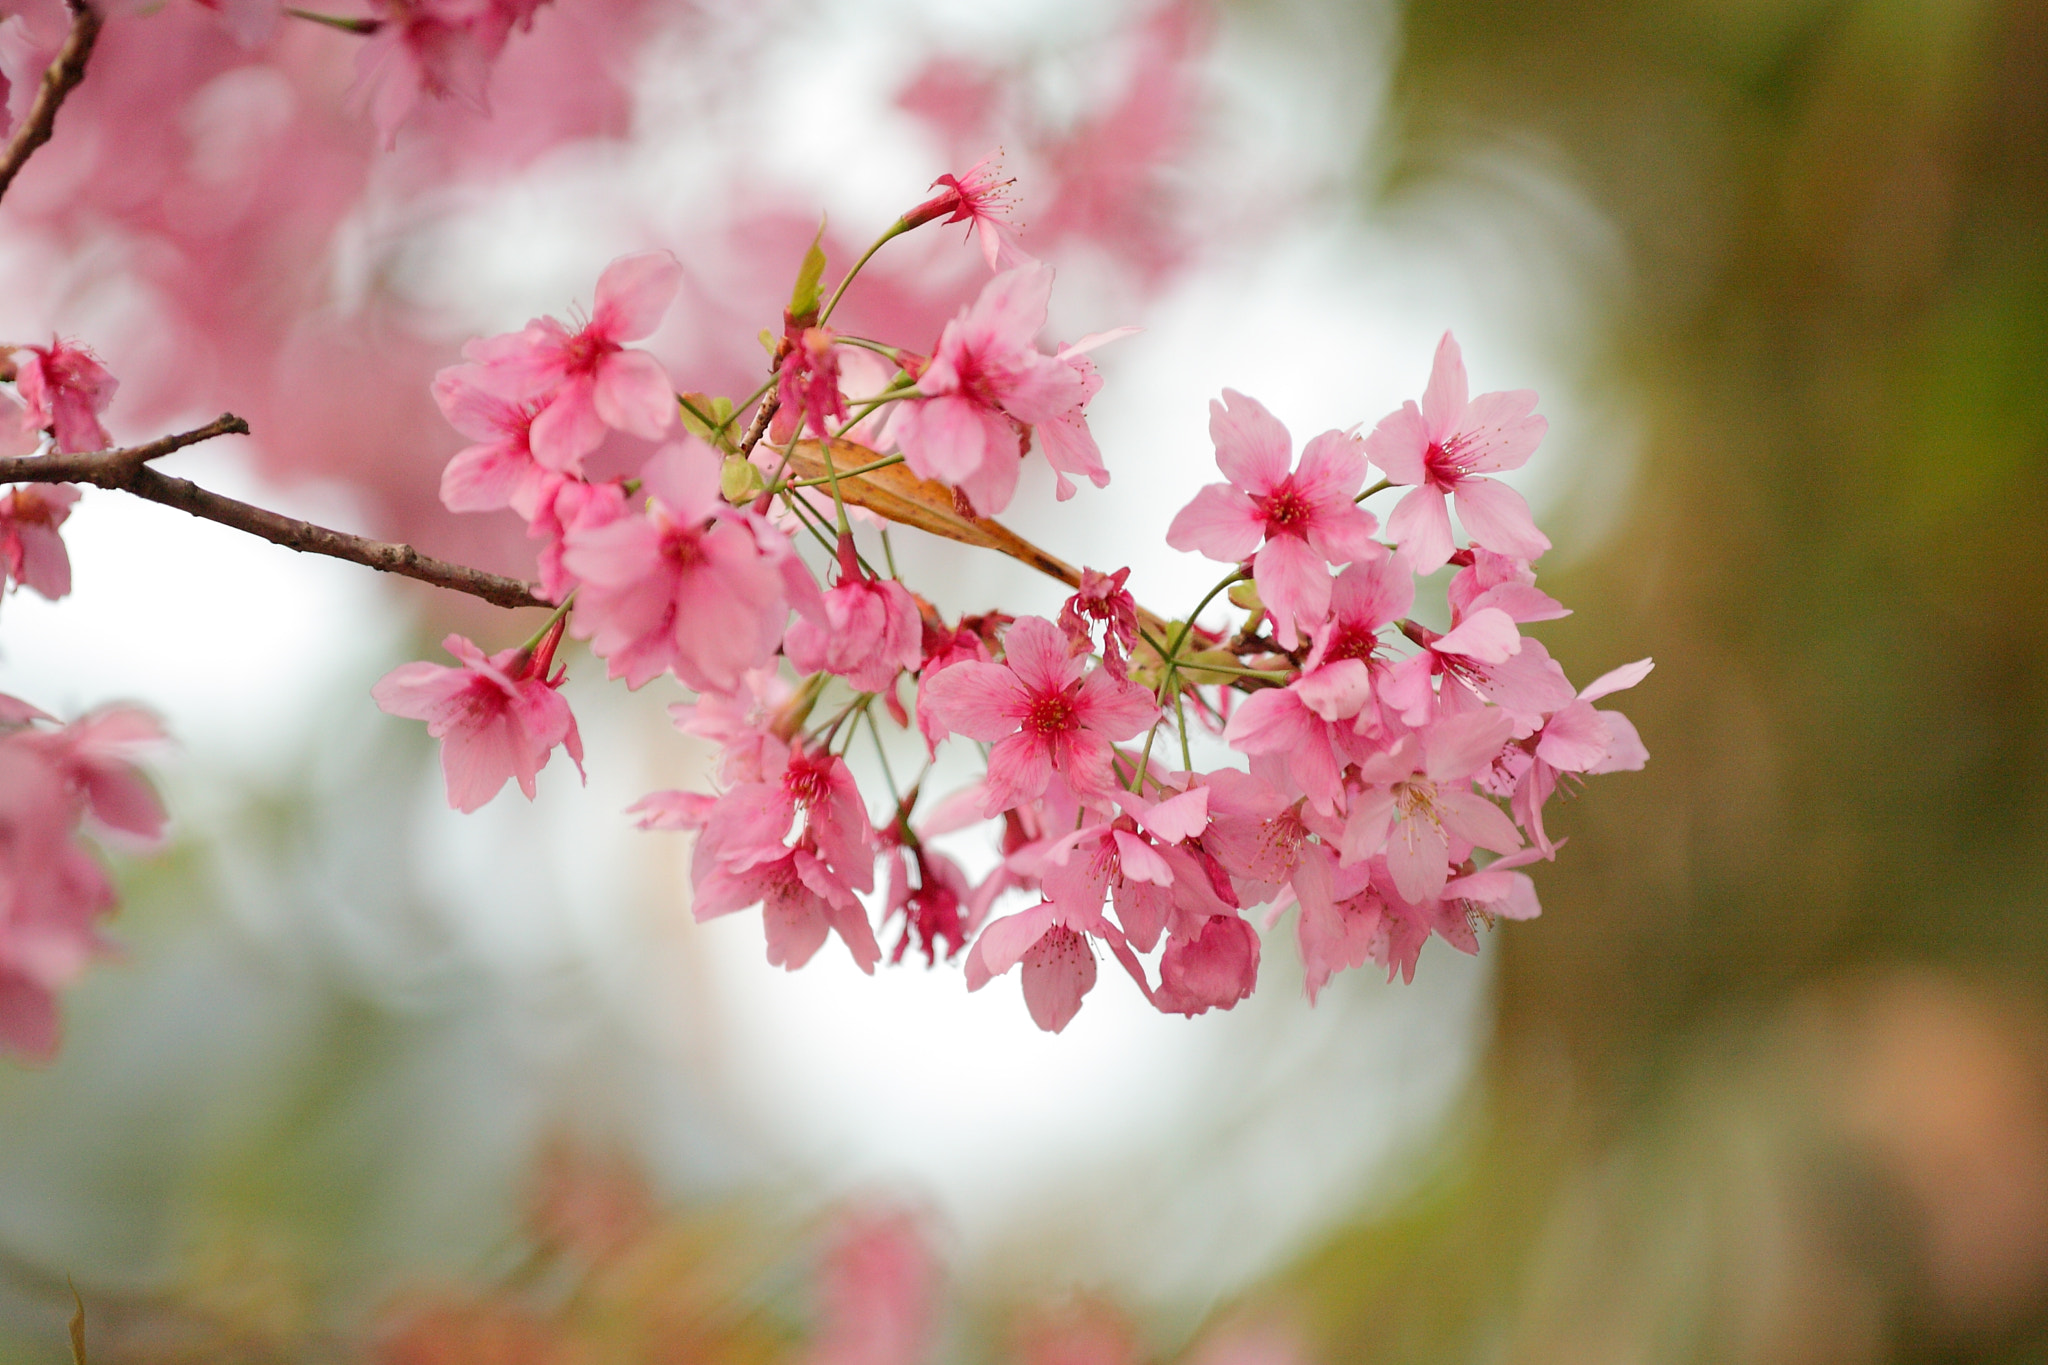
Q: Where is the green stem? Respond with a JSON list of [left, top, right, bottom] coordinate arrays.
[[820, 220, 913, 326], [1355, 477, 1392, 503], [788, 453, 903, 488], [678, 394, 738, 452], [833, 336, 904, 359], [518, 593, 575, 651], [285, 7, 380, 32]]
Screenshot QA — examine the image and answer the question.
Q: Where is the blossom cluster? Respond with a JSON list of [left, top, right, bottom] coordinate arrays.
[[0, 698, 165, 1058], [373, 160, 1651, 1034]]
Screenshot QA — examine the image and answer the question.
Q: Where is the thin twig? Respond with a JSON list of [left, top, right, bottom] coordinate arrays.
[[1, 415, 549, 609], [0, 0, 101, 207]]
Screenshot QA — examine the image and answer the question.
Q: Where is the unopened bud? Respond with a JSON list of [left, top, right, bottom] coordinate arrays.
[[1226, 580, 1263, 613]]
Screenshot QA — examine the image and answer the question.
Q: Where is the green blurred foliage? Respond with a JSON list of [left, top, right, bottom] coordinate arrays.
[[1265, 0, 2048, 1359]]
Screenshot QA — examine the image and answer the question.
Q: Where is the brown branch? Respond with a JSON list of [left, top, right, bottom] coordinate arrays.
[[0, 0, 102, 207], [1, 415, 550, 609]]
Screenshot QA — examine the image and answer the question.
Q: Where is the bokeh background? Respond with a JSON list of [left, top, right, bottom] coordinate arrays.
[[1, 0, 2044, 1361]]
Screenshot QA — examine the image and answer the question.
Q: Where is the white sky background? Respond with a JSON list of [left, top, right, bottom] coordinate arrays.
[[0, 0, 1631, 1319]]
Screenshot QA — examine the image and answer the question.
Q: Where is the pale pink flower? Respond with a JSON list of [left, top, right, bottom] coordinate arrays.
[[0, 483, 78, 602], [371, 623, 584, 813], [1512, 658, 1652, 852], [1166, 390, 1383, 649], [355, 0, 551, 143], [885, 265, 1124, 515], [563, 442, 793, 692], [15, 340, 116, 454], [1364, 332, 1550, 573], [529, 474, 627, 604], [809, 1209, 939, 1365], [784, 535, 923, 694], [901, 150, 1032, 270], [465, 250, 681, 469], [920, 615, 1157, 814], [692, 742, 874, 900], [1342, 711, 1523, 905], [432, 363, 550, 514], [1152, 912, 1260, 1016]]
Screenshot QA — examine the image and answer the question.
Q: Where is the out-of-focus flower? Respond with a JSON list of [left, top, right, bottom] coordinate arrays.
[[901, 150, 1032, 271], [0, 483, 78, 602], [14, 340, 116, 453]]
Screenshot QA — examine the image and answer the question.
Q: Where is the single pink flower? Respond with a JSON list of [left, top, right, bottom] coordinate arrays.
[[1057, 565, 1140, 675], [885, 265, 1124, 515], [901, 150, 1032, 271], [696, 842, 882, 974], [1165, 390, 1383, 649], [920, 615, 1157, 814], [0, 483, 78, 602], [1152, 912, 1260, 1016], [1512, 658, 1651, 852], [1342, 710, 1523, 905], [1364, 332, 1551, 573], [432, 363, 551, 514], [464, 250, 682, 469], [784, 535, 923, 694], [563, 442, 793, 692], [963, 895, 1147, 1035], [691, 741, 874, 900], [15, 340, 116, 454], [371, 622, 584, 813], [355, 0, 550, 143]]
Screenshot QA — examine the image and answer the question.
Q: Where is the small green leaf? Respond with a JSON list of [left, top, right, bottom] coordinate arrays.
[[1226, 580, 1263, 612], [788, 217, 829, 322], [678, 393, 736, 444], [759, 328, 777, 355]]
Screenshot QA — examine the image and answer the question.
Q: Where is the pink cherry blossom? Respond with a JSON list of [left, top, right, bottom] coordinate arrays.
[[900, 150, 1031, 271], [432, 363, 550, 515], [355, 0, 552, 144], [919, 615, 1157, 814], [776, 326, 848, 439], [784, 535, 923, 694], [1382, 614, 1576, 730], [693, 741, 874, 899], [0, 483, 78, 602], [1364, 331, 1551, 573], [885, 265, 1124, 515], [14, 340, 116, 454], [695, 843, 881, 974], [370, 622, 584, 813], [963, 895, 1143, 1034], [1513, 658, 1652, 852], [1152, 912, 1260, 1016], [1343, 711, 1523, 905], [529, 474, 627, 604], [464, 250, 681, 469], [1165, 390, 1383, 649], [563, 441, 793, 692], [1057, 565, 1140, 675]]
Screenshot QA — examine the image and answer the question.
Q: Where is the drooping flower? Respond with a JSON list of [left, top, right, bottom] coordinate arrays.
[[14, 340, 116, 453], [920, 615, 1157, 814], [885, 265, 1124, 515], [784, 534, 923, 694], [563, 441, 793, 692], [1364, 332, 1550, 573], [1152, 912, 1260, 1016], [370, 621, 583, 813], [464, 250, 682, 469], [1165, 390, 1383, 649], [900, 151, 1032, 271], [1511, 658, 1652, 852], [354, 0, 552, 144], [776, 325, 847, 439], [882, 841, 973, 966], [0, 483, 78, 602], [1057, 565, 1140, 675]]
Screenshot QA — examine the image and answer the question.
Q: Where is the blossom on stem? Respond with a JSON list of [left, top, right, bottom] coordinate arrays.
[[1511, 658, 1652, 852], [464, 250, 682, 469], [371, 622, 583, 813], [1364, 332, 1550, 573], [1166, 391, 1382, 649], [563, 441, 793, 692], [1057, 566, 1140, 675], [920, 615, 1157, 814], [432, 363, 550, 515], [900, 151, 1031, 271], [0, 484, 78, 602], [1342, 710, 1523, 905], [776, 325, 848, 439], [885, 265, 1124, 515], [784, 534, 923, 694], [14, 340, 116, 454]]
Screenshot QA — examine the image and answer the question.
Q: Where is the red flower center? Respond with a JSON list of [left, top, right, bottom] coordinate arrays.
[[1258, 480, 1312, 537], [1024, 690, 1078, 736]]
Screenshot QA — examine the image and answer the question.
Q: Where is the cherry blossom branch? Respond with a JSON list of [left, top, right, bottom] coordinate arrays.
[[0, 0, 102, 207], [0, 415, 549, 609]]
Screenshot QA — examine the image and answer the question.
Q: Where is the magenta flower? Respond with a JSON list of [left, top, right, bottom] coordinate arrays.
[[1364, 331, 1550, 573], [881, 842, 973, 967], [920, 615, 1157, 814], [0, 484, 78, 602], [1057, 565, 1140, 675], [1165, 390, 1383, 649], [900, 151, 1031, 271], [784, 535, 923, 694], [775, 325, 847, 438], [885, 265, 1122, 516], [563, 442, 792, 692], [695, 844, 881, 974], [15, 340, 116, 453], [371, 624, 584, 813], [465, 250, 682, 470]]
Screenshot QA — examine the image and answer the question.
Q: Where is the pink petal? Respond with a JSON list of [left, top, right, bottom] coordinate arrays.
[[1002, 616, 1084, 695], [1588, 711, 1648, 773], [1165, 483, 1264, 563], [1534, 699, 1609, 771], [1362, 401, 1429, 486], [1020, 926, 1096, 1033], [1433, 606, 1522, 664], [529, 375, 607, 469], [1251, 533, 1333, 650], [591, 250, 684, 342], [1386, 486, 1455, 574], [983, 731, 1054, 812], [1386, 812, 1450, 905], [1138, 787, 1210, 842], [1292, 429, 1368, 502], [1451, 477, 1550, 562], [1419, 331, 1469, 444], [1581, 657, 1654, 703], [1208, 390, 1292, 493], [969, 901, 1057, 981], [593, 349, 678, 441], [920, 662, 1029, 741], [1454, 389, 1545, 473], [1112, 830, 1173, 887], [1436, 786, 1523, 854]]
